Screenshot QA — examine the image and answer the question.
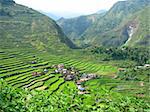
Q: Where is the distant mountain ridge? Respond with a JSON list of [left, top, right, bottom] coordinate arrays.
[[0, 0, 76, 51], [57, 11, 106, 45], [58, 0, 150, 48]]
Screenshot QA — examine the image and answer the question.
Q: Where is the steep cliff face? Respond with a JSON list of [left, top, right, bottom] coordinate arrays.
[[124, 20, 139, 45]]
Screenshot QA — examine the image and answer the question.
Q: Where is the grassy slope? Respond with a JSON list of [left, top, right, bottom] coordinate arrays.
[[0, 0, 76, 51], [0, 47, 149, 100]]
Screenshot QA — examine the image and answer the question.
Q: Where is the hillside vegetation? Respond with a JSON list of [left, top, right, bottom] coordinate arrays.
[[1, 79, 149, 112], [0, 0, 150, 111], [0, 48, 149, 112], [57, 13, 105, 44], [0, 0, 76, 51], [58, 0, 150, 48]]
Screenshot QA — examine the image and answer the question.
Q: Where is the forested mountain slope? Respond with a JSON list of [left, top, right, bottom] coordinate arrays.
[[57, 12, 106, 44], [0, 0, 76, 51], [82, 0, 150, 47], [58, 0, 150, 48]]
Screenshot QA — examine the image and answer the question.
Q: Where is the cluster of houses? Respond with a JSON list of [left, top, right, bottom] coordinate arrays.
[[76, 73, 97, 94], [51, 63, 97, 94], [31, 63, 98, 94], [51, 64, 80, 81]]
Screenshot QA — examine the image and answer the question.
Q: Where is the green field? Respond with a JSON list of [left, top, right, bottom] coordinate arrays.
[[0, 48, 149, 98], [0, 48, 117, 94], [0, 48, 149, 111]]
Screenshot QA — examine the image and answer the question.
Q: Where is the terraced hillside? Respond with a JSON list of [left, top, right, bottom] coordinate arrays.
[[0, 48, 117, 94], [0, 49, 149, 111]]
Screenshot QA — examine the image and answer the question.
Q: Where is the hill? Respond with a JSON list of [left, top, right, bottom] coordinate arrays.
[[58, 0, 150, 48], [57, 12, 106, 45], [82, 0, 150, 47], [0, 0, 76, 51]]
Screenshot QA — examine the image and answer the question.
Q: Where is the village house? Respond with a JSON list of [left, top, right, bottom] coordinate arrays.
[[76, 80, 82, 85], [51, 63, 79, 81], [65, 75, 75, 81], [140, 81, 144, 86], [136, 64, 150, 69], [32, 72, 44, 77], [43, 68, 48, 73], [77, 85, 85, 91], [81, 73, 97, 80], [118, 68, 126, 71], [31, 61, 37, 64], [144, 64, 150, 68]]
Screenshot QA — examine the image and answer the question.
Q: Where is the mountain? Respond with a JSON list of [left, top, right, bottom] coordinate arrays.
[[0, 0, 76, 51], [82, 0, 150, 47], [57, 12, 105, 45], [57, 15, 98, 40], [123, 6, 150, 47], [58, 0, 150, 48]]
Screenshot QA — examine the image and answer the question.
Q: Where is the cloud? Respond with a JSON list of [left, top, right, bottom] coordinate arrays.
[[14, 0, 121, 18]]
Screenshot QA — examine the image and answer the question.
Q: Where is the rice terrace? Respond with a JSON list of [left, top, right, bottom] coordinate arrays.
[[0, 48, 117, 91], [0, 0, 150, 112]]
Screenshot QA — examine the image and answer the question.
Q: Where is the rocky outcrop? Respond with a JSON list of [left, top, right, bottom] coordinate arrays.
[[124, 20, 139, 45]]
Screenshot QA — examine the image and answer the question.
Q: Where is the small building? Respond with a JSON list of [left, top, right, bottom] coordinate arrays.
[[78, 91, 89, 95], [77, 85, 85, 91], [54, 69, 59, 74], [65, 75, 75, 81], [43, 68, 48, 73], [76, 81, 81, 85], [136, 66, 143, 69], [57, 64, 65, 69], [144, 64, 150, 68], [71, 71, 75, 75], [81, 73, 97, 79], [62, 69, 67, 74], [32, 72, 37, 76], [32, 72, 44, 77], [31, 61, 37, 64], [140, 82, 144, 86], [118, 68, 126, 71], [37, 72, 42, 76]]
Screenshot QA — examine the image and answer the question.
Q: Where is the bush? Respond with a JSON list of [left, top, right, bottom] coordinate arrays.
[[0, 79, 149, 112]]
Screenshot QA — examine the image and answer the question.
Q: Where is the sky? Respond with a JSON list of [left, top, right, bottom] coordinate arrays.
[[14, 0, 121, 18]]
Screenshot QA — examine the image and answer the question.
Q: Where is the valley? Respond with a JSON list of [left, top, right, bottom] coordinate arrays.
[[0, 0, 150, 111]]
